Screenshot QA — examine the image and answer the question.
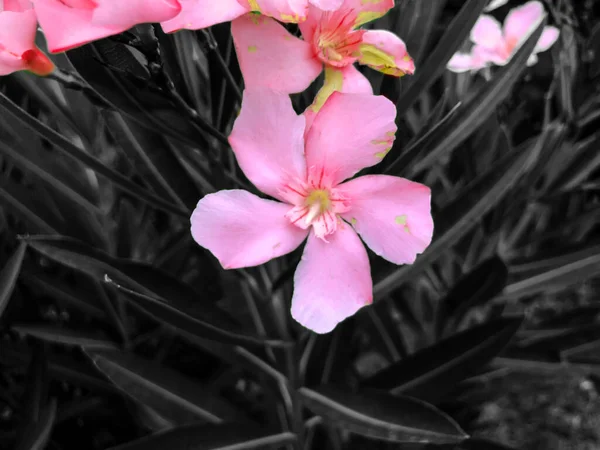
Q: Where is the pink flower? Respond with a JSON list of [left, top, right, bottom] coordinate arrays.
[[32, 0, 182, 53], [231, 0, 414, 106], [447, 1, 559, 73], [0, 0, 54, 76], [190, 89, 433, 334], [161, 0, 344, 33]]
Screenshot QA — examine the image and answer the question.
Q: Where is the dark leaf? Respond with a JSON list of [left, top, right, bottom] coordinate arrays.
[[374, 123, 564, 299], [299, 385, 468, 444], [438, 256, 509, 333], [107, 277, 290, 348], [12, 324, 119, 351], [14, 397, 57, 450], [408, 19, 546, 175], [361, 318, 523, 403], [0, 242, 27, 319], [0, 91, 189, 218], [89, 351, 247, 425], [107, 424, 295, 450], [394, 0, 488, 117]]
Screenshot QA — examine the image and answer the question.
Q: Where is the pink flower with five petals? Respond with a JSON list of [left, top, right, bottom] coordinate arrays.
[[447, 1, 559, 73], [190, 89, 433, 334], [0, 0, 54, 76], [32, 0, 182, 53], [231, 0, 414, 110]]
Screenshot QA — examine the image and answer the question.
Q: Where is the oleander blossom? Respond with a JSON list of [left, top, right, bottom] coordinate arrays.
[[0, 0, 54, 76], [161, 0, 343, 32], [32, 0, 182, 53], [190, 89, 433, 334], [447, 1, 559, 73], [231, 0, 414, 104]]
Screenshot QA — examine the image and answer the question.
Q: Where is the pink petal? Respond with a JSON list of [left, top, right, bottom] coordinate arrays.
[[309, 0, 343, 10], [292, 224, 372, 333], [238, 0, 307, 22], [2, 0, 33, 12], [446, 52, 478, 73], [0, 9, 36, 55], [304, 91, 397, 187], [231, 14, 322, 93], [228, 88, 307, 202], [191, 190, 308, 269], [337, 175, 433, 265], [358, 30, 415, 77], [470, 15, 503, 49], [33, 0, 120, 53], [342, 0, 394, 27], [91, 0, 181, 29], [503, 0, 545, 45], [338, 64, 373, 93], [304, 65, 372, 133], [161, 0, 247, 32], [535, 26, 559, 53]]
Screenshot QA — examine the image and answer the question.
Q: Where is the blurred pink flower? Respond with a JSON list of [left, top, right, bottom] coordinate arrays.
[[447, 0, 559, 73], [190, 89, 433, 334], [231, 0, 413, 101], [32, 0, 182, 53], [161, 0, 344, 32], [0, 0, 54, 76]]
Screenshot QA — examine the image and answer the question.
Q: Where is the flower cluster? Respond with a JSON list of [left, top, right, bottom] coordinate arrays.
[[0, 0, 559, 333], [447, 1, 559, 73]]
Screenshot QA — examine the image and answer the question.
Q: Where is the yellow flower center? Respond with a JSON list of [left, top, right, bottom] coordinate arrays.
[[304, 189, 331, 225]]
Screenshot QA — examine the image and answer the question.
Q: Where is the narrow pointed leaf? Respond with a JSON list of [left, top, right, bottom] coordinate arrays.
[[299, 385, 468, 444], [89, 351, 246, 425], [12, 324, 118, 351], [19, 235, 285, 347], [394, 0, 488, 117], [0, 91, 189, 218], [374, 123, 564, 299], [15, 398, 57, 450], [409, 19, 546, 175], [107, 424, 295, 450], [0, 242, 27, 318], [361, 318, 523, 402]]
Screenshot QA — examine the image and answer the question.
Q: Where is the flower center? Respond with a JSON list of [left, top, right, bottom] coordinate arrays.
[[280, 180, 351, 240], [304, 189, 331, 223], [314, 9, 365, 67]]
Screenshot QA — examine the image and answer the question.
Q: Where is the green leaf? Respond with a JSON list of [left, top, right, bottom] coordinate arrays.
[[107, 424, 295, 450], [408, 19, 546, 175], [89, 351, 246, 425], [12, 324, 119, 351], [361, 318, 523, 403], [394, 0, 488, 118], [374, 123, 564, 299], [0, 242, 27, 319], [299, 385, 468, 444], [0, 91, 189, 218]]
